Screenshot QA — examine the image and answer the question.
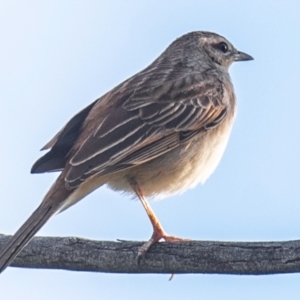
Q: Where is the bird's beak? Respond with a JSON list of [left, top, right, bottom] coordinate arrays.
[[234, 51, 254, 62]]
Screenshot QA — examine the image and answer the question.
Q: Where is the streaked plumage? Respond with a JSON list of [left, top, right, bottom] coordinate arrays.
[[0, 31, 253, 273]]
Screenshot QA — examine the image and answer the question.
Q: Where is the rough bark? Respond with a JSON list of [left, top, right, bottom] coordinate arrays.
[[1, 234, 300, 274]]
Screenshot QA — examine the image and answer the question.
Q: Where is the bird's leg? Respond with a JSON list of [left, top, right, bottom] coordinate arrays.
[[128, 177, 188, 259]]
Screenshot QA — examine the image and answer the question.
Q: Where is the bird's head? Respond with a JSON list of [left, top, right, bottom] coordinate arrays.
[[200, 32, 253, 68], [166, 31, 253, 71]]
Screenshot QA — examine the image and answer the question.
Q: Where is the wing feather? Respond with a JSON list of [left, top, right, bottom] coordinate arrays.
[[64, 76, 228, 188]]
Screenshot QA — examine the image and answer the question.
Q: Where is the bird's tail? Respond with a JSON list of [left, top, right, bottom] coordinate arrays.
[[0, 203, 55, 273]]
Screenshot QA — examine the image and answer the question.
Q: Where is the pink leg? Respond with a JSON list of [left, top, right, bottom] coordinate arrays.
[[128, 177, 189, 259]]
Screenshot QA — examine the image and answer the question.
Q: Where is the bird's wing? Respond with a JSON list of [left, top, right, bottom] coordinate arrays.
[[31, 100, 98, 173], [65, 75, 229, 188]]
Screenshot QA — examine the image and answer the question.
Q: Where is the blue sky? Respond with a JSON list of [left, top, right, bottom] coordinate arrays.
[[1, 1, 300, 299]]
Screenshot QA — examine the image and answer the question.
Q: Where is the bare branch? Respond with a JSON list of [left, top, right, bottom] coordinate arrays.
[[1, 234, 300, 274]]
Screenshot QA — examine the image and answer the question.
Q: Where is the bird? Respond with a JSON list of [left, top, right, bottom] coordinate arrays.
[[0, 31, 253, 273]]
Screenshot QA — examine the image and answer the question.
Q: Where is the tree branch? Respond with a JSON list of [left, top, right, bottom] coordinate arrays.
[[1, 234, 300, 274]]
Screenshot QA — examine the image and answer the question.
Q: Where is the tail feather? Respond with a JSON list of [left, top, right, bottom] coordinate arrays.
[[0, 204, 55, 273]]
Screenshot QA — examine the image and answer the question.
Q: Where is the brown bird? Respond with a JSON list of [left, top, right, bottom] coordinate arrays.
[[0, 31, 253, 273]]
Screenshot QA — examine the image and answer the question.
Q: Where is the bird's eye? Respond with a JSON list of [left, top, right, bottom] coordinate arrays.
[[215, 42, 228, 53]]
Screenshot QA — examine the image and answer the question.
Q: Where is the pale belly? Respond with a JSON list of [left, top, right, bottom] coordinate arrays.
[[107, 118, 234, 199]]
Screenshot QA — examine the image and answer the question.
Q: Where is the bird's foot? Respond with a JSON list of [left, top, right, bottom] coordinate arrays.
[[137, 226, 189, 263]]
